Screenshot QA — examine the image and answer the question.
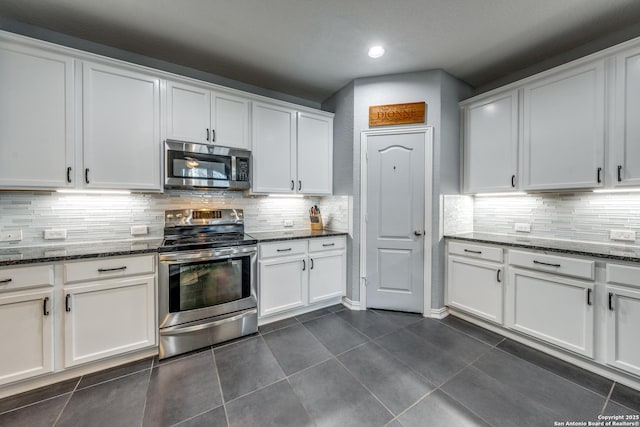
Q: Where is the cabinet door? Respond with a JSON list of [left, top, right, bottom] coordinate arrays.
[[446, 256, 503, 324], [211, 91, 250, 150], [614, 47, 640, 186], [0, 42, 74, 189], [463, 91, 518, 193], [252, 102, 296, 194], [297, 112, 333, 195], [166, 81, 210, 144], [64, 275, 156, 367], [83, 62, 161, 190], [506, 268, 594, 357], [309, 251, 345, 303], [0, 289, 53, 385], [259, 256, 307, 317], [522, 61, 605, 190], [606, 285, 640, 376]]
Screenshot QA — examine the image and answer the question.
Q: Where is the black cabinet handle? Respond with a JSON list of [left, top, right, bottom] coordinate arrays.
[[608, 292, 614, 311], [67, 167, 72, 183], [597, 167, 602, 183], [290, 180, 294, 191], [97, 266, 127, 273], [586, 288, 592, 306], [85, 168, 90, 184], [298, 180, 302, 191], [618, 165, 623, 182], [533, 260, 561, 268], [322, 243, 335, 247], [0, 278, 12, 284], [310, 259, 314, 270], [496, 269, 501, 283], [65, 294, 71, 312], [211, 129, 215, 142], [206, 128, 210, 141], [43, 297, 50, 316], [511, 175, 516, 188], [302, 259, 306, 271], [277, 248, 292, 252], [464, 249, 482, 254]]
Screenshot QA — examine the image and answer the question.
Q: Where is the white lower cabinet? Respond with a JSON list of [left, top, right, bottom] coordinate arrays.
[[0, 289, 53, 386], [258, 236, 346, 318]]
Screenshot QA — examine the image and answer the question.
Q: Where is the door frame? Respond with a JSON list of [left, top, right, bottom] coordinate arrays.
[[359, 126, 433, 315]]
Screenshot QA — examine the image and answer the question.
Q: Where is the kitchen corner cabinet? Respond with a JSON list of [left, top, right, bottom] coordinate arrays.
[[0, 263, 55, 386], [0, 41, 75, 189], [82, 62, 161, 191], [522, 60, 605, 190], [462, 90, 518, 193], [613, 47, 640, 187], [252, 102, 333, 195], [63, 255, 156, 367], [166, 81, 250, 150]]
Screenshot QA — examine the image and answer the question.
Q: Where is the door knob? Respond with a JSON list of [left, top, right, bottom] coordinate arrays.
[[414, 230, 423, 236]]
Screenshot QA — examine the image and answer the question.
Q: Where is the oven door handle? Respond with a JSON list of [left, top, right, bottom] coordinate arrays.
[[159, 247, 257, 263], [160, 308, 258, 335]]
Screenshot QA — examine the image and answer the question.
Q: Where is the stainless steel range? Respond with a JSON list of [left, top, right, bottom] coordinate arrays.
[[158, 208, 257, 359]]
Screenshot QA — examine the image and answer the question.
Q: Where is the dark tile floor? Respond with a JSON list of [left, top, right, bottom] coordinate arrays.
[[1, 305, 639, 426]]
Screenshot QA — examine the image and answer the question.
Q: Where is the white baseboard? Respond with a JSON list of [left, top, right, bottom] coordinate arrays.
[[429, 307, 449, 319], [342, 297, 363, 311]]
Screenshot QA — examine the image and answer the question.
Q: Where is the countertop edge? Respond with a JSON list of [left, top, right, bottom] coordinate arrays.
[[250, 230, 349, 243]]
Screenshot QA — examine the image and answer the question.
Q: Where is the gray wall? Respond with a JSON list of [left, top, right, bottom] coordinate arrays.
[[0, 16, 320, 109]]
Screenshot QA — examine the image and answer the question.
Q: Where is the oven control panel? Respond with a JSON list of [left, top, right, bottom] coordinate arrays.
[[165, 209, 244, 226]]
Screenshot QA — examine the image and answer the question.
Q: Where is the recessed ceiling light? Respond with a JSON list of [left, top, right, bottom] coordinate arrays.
[[368, 46, 385, 59]]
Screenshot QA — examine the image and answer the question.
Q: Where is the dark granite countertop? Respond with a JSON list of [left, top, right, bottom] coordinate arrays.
[[0, 239, 164, 267], [247, 229, 348, 243], [445, 232, 640, 263]]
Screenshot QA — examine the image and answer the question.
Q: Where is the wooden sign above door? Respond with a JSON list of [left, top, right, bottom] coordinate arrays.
[[369, 102, 426, 127]]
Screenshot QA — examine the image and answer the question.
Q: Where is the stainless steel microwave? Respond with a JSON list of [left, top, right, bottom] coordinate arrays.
[[164, 140, 250, 190]]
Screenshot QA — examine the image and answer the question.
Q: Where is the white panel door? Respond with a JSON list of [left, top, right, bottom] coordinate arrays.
[[297, 112, 333, 195], [64, 275, 156, 367], [522, 60, 605, 190], [446, 256, 503, 324], [252, 102, 297, 194], [614, 47, 640, 186], [83, 62, 161, 190], [464, 90, 518, 193], [0, 41, 74, 189], [606, 285, 640, 376], [211, 91, 250, 150], [259, 256, 307, 317], [309, 251, 345, 303], [166, 81, 210, 144], [0, 289, 53, 385], [365, 129, 428, 313], [506, 268, 594, 357]]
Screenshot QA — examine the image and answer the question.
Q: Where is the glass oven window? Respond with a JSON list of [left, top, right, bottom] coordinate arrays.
[[167, 150, 231, 181], [168, 256, 251, 312]]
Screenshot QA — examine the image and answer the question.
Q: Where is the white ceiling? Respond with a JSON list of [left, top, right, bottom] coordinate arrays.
[[2, 0, 640, 103]]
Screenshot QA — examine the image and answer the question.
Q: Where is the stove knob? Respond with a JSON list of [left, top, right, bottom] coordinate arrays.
[[166, 214, 173, 219], [176, 213, 183, 218]]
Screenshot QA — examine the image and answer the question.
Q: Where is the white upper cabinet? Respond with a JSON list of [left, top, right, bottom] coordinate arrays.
[[522, 60, 605, 190], [463, 90, 518, 193], [166, 80, 250, 150], [252, 102, 333, 195], [0, 41, 74, 189], [297, 112, 333, 195], [252, 102, 297, 193], [83, 62, 161, 191], [613, 47, 640, 187]]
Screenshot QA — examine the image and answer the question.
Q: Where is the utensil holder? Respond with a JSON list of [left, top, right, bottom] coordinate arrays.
[[310, 214, 323, 230]]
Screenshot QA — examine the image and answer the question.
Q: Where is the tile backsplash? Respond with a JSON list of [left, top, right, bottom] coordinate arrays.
[[444, 192, 640, 244], [0, 191, 349, 247]]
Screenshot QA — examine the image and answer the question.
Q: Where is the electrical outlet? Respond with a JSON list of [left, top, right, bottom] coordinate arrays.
[[0, 230, 23, 242], [130, 225, 148, 235], [514, 223, 531, 233], [44, 229, 67, 240], [610, 229, 636, 242], [283, 219, 294, 227]]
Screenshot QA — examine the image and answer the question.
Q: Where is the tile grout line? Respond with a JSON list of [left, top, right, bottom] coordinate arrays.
[[210, 347, 230, 427], [285, 376, 319, 427], [136, 367, 153, 427], [52, 376, 81, 427], [601, 381, 616, 415]]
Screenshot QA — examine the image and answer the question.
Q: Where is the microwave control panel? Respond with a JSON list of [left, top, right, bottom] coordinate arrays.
[[236, 158, 250, 182]]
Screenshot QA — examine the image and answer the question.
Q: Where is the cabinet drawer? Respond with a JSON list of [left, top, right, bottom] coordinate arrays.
[[259, 241, 308, 259], [64, 255, 155, 283], [606, 264, 640, 288], [448, 241, 503, 263], [309, 236, 345, 253], [509, 250, 594, 280], [0, 264, 54, 292]]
